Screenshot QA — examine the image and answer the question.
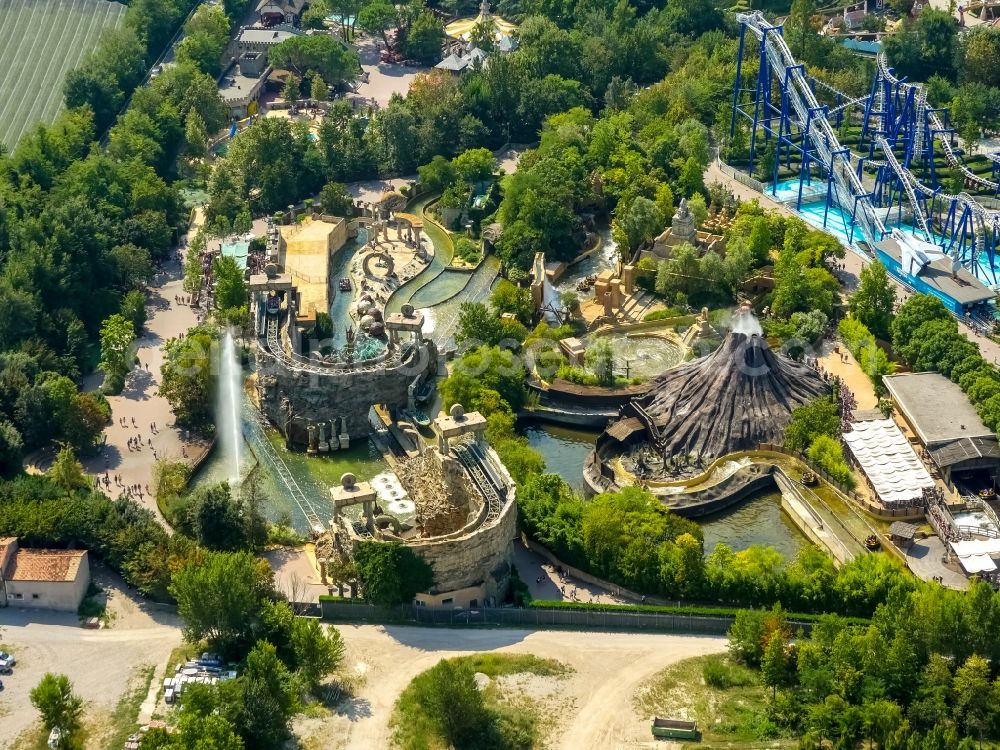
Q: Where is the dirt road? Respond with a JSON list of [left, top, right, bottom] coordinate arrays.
[[0, 606, 181, 748], [309, 625, 725, 750]]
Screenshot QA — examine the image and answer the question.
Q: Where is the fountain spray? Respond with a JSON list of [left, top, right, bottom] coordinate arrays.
[[218, 328, 243, 485]]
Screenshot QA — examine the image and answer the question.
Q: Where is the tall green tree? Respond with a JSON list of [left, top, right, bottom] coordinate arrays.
[[353, 541, 434, 605], [185, 110, 209, 158], [169, 551, 276, 657], [160, 326, 217, 430], [585, 338, 615, 386], [405, 11, 445, 65], [761, 630, 790, 697], [319, 181, 354, 216], [613, 197, 663, 257], [291, 618, 346, 692], [121, 289, 148, 334], [268, 35, 360, 83], [214, 256, 248, 311], [99, 313, 135, 392], [229, 641, 298, 750], [850, 262, 896, 340], [358, 0, 398, 47], [48, 446, 89, 493], [30, 673, 83, 735], [421, 659, 491, 748], [0, 420, 23, 477]]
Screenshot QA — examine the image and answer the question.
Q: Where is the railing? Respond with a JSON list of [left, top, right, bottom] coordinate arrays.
[[451, 441, 506, 524], [739, 12, 887, 244], [243, 400, 324, 533], [263, 315, 402, 374]]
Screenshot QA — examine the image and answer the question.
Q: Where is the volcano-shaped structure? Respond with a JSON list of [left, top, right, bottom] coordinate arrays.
[[608, 331, 829, 459]]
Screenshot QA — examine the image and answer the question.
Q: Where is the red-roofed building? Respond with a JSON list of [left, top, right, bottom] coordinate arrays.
[[0, 537, 90, 611]]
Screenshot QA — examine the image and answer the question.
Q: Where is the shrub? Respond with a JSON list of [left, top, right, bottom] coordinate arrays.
[[454, 237, 481, 264], [806, 435, 855, 488], [703, 656, 758, 689]]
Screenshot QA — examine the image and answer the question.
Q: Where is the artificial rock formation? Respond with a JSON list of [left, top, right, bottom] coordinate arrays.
[[396, 449, 476, 536], [609, 329, 829, 459]]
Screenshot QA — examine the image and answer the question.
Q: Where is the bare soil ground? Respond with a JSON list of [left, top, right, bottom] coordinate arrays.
[[294, 625, 725, 750], [0, 566, 181, 749]]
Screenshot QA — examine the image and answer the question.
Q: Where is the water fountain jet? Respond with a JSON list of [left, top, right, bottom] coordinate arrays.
[[217, 329, 243, 485]]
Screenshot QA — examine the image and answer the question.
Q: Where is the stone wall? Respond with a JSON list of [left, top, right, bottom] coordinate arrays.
[[256, 344, 432, 443], [407, 483, 518, 597]]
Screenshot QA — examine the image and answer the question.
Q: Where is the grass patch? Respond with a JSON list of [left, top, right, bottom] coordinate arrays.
[[458, 653, 570, 679], [76, 582, 113, 627], [634, 654, 793, 747], [390, 653, 568, 750], [102, 665, 156, 749]]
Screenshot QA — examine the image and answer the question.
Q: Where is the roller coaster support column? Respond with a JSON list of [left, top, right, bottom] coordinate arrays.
[[795, 106, 825, 212], [824, 148, 850, 230], [927, 111, 951, 187], [849, 194, 876, 244], [774, 64, 805, 193], [747, 22, 781, 178]]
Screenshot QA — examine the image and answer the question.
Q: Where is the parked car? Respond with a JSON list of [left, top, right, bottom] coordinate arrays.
[[0, 651, 15, 666]]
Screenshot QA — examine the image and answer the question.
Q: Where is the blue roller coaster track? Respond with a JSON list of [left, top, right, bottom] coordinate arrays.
[[730, 11, 1000, 286]]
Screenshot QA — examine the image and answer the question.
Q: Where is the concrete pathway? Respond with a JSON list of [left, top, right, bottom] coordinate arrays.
[[78, 249, 204, 523], [511, 539, 630, 605], [904, 535, 970, 590], [350, 37, 425, 109]]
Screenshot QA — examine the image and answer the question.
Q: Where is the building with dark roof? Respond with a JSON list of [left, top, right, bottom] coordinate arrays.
[[874, 233, 995, 315], [883, 372, 1000, 486], [0, 537, 90, 611], [256, 0, 308, 26]]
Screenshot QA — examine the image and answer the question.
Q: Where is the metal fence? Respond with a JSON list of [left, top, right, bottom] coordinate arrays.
[[318, 598, 810, 635]]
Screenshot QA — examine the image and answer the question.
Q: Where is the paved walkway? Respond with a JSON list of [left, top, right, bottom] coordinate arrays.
[[78, 248, 204, 522], [511, 540, 631, 605], [349, 37, 425, 109], [904, 535, 970, 590], [818, 340, 879, 410]]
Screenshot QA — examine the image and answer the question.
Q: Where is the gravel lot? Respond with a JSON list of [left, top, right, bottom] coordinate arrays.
[[0, 570, 181, 748], [295, 625, 726, 750]]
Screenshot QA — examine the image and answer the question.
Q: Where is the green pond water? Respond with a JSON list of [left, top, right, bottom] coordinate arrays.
[[592, 333, 684, 379], [522, 425, 810, 560], [192, 424, 389, 532]]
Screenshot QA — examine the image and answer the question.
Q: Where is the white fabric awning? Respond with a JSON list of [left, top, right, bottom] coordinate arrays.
[[844, 419, 935, 505], [951, 538, 1000, 557], [958, 553, 998, 574]]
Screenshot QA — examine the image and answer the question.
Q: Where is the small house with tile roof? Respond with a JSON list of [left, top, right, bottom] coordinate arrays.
[[0, 537, 90, 611]]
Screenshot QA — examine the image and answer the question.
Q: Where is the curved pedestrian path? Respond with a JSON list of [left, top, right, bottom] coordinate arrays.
[[79, 234, 204, 524]]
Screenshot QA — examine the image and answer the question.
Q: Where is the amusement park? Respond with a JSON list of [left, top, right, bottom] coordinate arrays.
[[731, 10, 1000, 321]]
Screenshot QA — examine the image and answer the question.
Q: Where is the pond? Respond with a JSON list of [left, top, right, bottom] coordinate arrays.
[[591, 333, 684, 379], [191, 422, 390, 533], [522, 424, 811, 559]]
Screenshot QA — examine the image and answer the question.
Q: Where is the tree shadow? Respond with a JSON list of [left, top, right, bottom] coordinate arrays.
[[335, 695, 373, 721], [120, 368, 155, 401], [380, 625, 531, 650]]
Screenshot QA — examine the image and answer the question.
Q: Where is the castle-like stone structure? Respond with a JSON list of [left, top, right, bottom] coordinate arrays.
[[330, 406, 517, 608], [253, 301, 436, 447]]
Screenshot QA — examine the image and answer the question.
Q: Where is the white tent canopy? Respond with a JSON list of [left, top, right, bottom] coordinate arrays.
[[843, 418, 935, 505], [950, 538, 1000, 558], [958, 553, 997, 575]]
